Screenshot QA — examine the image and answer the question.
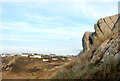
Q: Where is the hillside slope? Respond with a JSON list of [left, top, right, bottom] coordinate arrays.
[[2, 56, 68, 79], [53, 14, 120, 79]]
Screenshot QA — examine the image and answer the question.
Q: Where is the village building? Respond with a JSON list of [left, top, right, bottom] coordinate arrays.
[[21, 53, 29, 57], [29, 55, 41, 58], [0, 54, 15, 57], [42, 55, 50, 62], [34, 55, 41, 58], [28, 55, 34, 58], [42, 58, 49, 62], [1, 54, 7, 57], [51, 57, 58, 61], [61, 58, 66, 61]]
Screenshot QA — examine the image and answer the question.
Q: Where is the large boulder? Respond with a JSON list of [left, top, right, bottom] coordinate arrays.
[[91, 33, 120, 64], [82, 14, 120, 53], [82, 31, 92, 52]]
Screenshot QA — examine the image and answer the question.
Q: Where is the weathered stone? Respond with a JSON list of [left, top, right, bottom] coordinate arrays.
[[94, 24, 105, 41], [110, 14, 118, 24], [89, 32, 102, 46], [113, 51, 120, 60], [112, 18, 120, 34], [82, 14, 120, 53], [91, 33, 119, 64], [82, 32, 92, 52], [101, 34, 119, 61], [91, 38, 110, 63], [104, 17, 114, 30], [97, 20, 112, 39]]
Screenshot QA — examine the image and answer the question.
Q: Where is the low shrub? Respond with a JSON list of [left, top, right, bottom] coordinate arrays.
[[53, 55, 120, 79]]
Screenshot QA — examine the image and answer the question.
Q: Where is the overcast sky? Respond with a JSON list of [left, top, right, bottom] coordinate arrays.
[[0, 0, 118, 55]]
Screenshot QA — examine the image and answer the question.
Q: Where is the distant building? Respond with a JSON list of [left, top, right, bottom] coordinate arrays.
[[61, 58, 66, 61], [21, 53, 29, 57], [42, 55, 49, 58], [29, 55, 41, 58], [0, 54, 15, 57], [42, 55, 50, 62], [51, 57, 58, 61], [1, 54, 7, 57], [34, 55, 41, 58], [50, 54, 56, 57], [42, 58, 49, 62]]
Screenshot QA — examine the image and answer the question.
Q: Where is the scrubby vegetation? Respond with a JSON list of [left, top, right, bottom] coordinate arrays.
[[53, 57, 119, 79], [53, 53, 120, 79], [53, 33, 120, 79], [11, 57, 30, 73]]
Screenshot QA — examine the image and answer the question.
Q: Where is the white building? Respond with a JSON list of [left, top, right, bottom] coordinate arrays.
[[1, 54, 17, 57], [30, 55, 41, 58], [61, 58, 66, 61], [34, 55, 41, 58], [21, 53, 28, 57], [21, 54, 28, 57], [51, 57, 58, 61], [42, 59, 49, 62], [1, 54, 7, 57], [50, 54, 56, 57]]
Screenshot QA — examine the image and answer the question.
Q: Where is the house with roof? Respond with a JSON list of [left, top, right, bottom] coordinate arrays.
[[1, 54, 7, 57], [42, 58, 49, 62], [42, 55, 50, 62], [51, 57, 58, 61], [30, 55, 42, 58], [21, 53, 29, 57]]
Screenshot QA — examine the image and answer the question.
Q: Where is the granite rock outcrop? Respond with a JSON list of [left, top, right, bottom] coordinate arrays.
[[81, 14, 120, 63], [82, 14, 120, 53]]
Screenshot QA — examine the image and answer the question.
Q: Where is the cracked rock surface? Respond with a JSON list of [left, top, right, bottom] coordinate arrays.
[[82, 14, 120, 53], [81, 14, 120, 63]]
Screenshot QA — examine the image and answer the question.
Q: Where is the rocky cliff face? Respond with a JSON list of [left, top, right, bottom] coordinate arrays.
[[53, 14, 120, 79], [91, 33, 120, 64], [82, 14, 120, 53], [81, 14, 120, 63]]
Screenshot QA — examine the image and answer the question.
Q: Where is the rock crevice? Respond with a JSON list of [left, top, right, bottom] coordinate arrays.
[[82, 14, 120, 53], [81, 14, 120, 63]]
